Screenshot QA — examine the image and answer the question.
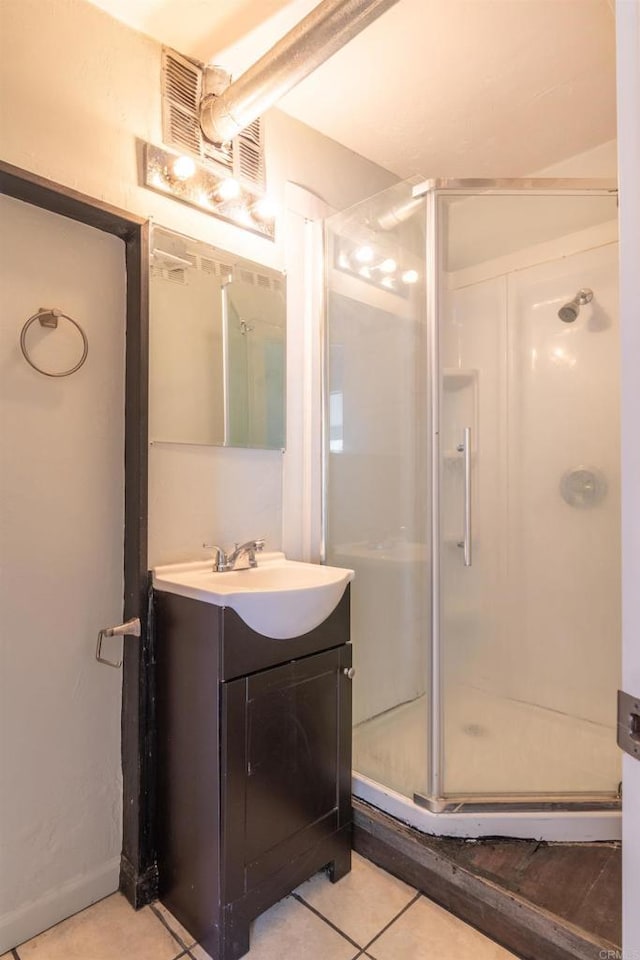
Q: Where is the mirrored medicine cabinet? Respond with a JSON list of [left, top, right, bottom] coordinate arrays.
[[149, 225, 286, 450]]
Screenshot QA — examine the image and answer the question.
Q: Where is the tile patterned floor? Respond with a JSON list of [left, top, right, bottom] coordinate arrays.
[[9, 853, 518, 960]]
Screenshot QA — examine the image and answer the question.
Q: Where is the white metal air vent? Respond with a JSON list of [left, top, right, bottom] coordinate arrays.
[[235, 268, 283, 292], [166, 268, 187, 284], [151, 253, 275, 285], [161, 48, 265, 190], [236, 119, 265, 188]]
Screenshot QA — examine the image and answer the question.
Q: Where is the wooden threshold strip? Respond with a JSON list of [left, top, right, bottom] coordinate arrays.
[[352, 798, 619, 960]]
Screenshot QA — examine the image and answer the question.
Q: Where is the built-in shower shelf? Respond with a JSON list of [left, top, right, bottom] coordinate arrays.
[[442, 368, 477, 391]]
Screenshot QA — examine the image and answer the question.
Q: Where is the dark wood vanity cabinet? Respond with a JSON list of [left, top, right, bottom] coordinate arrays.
[[154, 587, 352, 960]]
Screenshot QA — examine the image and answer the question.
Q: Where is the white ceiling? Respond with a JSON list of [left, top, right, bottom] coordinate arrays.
[[87, 0, 617, 178]]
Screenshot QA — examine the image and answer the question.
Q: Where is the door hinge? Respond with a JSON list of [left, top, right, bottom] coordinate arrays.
[[617, 690, 640, 761]]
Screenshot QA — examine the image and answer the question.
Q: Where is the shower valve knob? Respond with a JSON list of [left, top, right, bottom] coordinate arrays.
[[343, 667, 355, 680]]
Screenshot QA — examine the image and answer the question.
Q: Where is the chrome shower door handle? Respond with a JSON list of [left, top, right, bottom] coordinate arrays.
[[456, 427, 472, 567]]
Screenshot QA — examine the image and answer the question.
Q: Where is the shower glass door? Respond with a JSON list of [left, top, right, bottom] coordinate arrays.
[[325, 181, 431, 803], [434, 186, 621, 802]]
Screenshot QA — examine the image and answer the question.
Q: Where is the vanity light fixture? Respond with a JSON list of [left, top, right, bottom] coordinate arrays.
[[195, 188, 213, 208], [354, 244, 375, 264], [252, 195, 279, 222], [334, 237, 417, 299], [378, 258, 397, 274], [214, 176, 241, 202], [143, 142, 275, 240], [231, 205, 255, 228], [171, 155, 197, 181]]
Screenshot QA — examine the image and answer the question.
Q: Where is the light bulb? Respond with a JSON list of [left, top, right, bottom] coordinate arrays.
[[379, 258, 397, 274], [252, 195, 278, 221], [359, 266, 372, 279], [215, 177, 241, 201], [354, 245, 375, 264], [172, 155, 196, 181], [338, 252, 350, 270], [402, 269, 419, 284], [381, 276, 395, 290]]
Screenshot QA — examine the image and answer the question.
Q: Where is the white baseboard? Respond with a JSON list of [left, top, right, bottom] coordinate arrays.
[[0, 856, 120, 954]]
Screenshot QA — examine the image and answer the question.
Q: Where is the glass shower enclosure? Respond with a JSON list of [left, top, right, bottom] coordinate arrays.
[[324, 179, 620, 833]]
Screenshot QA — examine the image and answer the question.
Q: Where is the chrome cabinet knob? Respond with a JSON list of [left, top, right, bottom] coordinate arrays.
[[343, 667, 355, 680]]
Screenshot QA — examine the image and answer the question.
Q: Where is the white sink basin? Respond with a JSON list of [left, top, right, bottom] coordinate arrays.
[[153, 552, 354, 640]]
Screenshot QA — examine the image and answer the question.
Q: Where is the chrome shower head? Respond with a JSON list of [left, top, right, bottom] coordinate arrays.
[[558, 288, 593, 323], [558, 302, 580, 322]]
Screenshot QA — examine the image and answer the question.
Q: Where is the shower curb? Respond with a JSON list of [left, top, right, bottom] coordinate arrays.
[[352, 798, 619, 960]]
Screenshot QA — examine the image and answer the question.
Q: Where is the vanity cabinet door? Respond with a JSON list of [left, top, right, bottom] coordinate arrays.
[[221, 645, 352, 903]]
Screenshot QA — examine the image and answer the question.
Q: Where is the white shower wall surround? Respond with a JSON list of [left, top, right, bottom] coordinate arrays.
[[440, 236, 620, 794]]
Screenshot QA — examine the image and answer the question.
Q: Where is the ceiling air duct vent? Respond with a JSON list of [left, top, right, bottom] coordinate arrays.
[[161, 47, 265, 190], [236, 118, 265, 188]]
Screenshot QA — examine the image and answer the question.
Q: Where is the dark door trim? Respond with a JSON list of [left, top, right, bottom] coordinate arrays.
[[0, 160, 155, 907]]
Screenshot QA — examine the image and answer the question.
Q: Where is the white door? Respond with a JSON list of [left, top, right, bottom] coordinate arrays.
[[0, 196, 126, 951], [616, 1, 640, 954]]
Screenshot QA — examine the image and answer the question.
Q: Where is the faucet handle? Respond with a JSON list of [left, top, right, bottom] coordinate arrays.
[[203, 542, 227, 571]]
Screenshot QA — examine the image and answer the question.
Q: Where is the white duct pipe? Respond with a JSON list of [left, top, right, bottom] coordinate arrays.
[[200, 0, 401, 144]]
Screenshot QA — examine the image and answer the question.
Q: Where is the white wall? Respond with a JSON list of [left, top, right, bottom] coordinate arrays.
[[0, 196, 126, 950], [0, 0, 397, 567], [533, 139, 618, 178]]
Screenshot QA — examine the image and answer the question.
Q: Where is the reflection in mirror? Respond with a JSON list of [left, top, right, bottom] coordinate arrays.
[[149, 226, 286, 449]]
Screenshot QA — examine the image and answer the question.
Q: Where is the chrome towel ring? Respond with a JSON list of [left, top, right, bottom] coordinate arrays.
[[20, 307, 89, 377]]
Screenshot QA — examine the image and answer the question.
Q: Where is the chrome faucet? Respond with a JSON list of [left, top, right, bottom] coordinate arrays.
[[203, 539, 265, 572], [226, 538, 265, 570]]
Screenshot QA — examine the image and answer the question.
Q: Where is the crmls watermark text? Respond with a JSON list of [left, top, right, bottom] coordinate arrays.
[[599, 951, 640, 960]]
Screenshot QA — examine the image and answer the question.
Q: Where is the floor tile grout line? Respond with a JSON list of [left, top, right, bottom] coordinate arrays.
[[291, 892, 364, 952], [149, 902, 195, 953], [8, 892, 117, 956], [360, 891, 423, 955]]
